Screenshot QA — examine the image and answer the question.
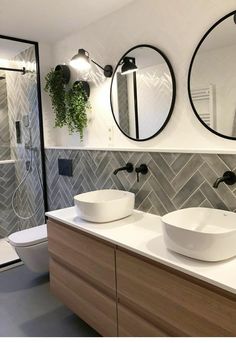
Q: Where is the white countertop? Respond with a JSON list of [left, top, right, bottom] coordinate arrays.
[[45, 146, 236, 154], [46, 207, 236, 295]]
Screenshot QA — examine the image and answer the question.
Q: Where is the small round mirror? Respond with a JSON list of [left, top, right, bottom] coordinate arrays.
[[110, 44, 176, 141], [188, 11, 236, 140]]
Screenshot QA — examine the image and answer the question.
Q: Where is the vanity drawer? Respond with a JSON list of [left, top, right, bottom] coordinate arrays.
[[116, 249, 236, 337], [50, 258, 117, 336], [47, 220, 116, 295], [118, 303, 168, 337]]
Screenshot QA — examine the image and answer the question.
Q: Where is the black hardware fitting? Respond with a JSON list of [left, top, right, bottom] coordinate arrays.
[[213, 171, 236, 188], [135, 164, 148, 182], [0, 66, 25, 74], [15, 121, 21, 144], [91, 59, 113, 78], [55, 64, 70, 84], [113, 163, 134, 175], [25, 161, 31, 172], [103, 65, 113, 78], [58, 159, 73, 177]]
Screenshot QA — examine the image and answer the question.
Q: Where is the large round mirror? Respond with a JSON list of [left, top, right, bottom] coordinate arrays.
[[110, 44, 176, 141], [188, 11, 236, 140]]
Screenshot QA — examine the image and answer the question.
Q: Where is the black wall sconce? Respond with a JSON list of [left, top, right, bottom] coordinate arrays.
[[70, 48, 113, 78], [120, 57, 138, 75]]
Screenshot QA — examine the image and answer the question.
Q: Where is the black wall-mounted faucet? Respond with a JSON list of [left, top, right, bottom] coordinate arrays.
[[113, 163, 134, 175], [135, 164, 148, 182], [213, 171, 236, 188]]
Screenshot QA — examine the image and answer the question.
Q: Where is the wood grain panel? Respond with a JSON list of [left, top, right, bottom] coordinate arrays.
[[118, 303, 168, 337], [50, 258, 117, 336], [116, 249, 236, 337], [47, 220, 116, 295]]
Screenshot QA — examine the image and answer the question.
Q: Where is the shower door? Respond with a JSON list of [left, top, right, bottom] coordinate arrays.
[[0, 36, 46, 239]]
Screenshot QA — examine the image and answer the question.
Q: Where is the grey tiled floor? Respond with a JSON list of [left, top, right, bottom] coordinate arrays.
[[0, 264, 99, 337]]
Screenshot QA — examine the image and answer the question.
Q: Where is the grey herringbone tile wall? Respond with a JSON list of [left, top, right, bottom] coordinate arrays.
[[0, 162, 18, 236], [0, 72, 10, 160], [45, 149, 236, 215]]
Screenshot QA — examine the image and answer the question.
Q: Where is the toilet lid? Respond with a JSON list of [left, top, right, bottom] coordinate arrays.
[[8, 224, 47, 247]]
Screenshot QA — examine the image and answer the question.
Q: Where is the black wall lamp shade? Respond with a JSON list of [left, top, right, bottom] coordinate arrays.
[[70, 48, 113, 78], [121, 57, 138, 75], [70, 49, 91, 70]]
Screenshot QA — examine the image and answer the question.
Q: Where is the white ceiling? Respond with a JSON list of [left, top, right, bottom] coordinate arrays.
[[0, 0, 134, 43]]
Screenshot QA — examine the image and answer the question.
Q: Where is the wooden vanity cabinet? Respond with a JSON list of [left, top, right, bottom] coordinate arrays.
[[47, 219, 236, 337], [47, 219, 117, 336], [116, 248, 236, 337]]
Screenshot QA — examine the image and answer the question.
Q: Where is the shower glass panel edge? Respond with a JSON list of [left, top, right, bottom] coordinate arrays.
[[0, 35, 47, 242]]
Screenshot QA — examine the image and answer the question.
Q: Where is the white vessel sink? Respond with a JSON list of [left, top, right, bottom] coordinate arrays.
[[74, 189, 135, 223], [161, 207, 236, 262]]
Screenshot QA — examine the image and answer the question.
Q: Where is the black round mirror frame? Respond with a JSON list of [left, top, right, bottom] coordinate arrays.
[[188, 10, 236, 141], [110, 44, 176, 142]]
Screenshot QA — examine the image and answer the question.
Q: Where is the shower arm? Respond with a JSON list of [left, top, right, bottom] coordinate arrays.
[[0, 66, 25, 74]]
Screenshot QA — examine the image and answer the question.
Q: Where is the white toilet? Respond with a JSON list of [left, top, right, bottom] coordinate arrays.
[[8, 224, 49, 273]]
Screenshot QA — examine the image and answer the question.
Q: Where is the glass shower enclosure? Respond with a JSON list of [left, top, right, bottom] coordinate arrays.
[[0, 36, 46, 267]]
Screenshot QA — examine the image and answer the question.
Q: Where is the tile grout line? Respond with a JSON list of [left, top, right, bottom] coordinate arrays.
[[169, 154, 193, 174], [180, 184, 205, 209], [170, 160, 205, 199], [171, 154, 198, 184]]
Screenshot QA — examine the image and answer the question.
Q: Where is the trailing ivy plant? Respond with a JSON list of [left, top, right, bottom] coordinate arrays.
[[44, 69, 67, 127], [65, 82, 91, 140], [45, 69, 91, 141]]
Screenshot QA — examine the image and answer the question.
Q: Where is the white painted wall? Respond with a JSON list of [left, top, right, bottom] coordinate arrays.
[[39, 42, 55, 146], [41, 0, 236, 152]]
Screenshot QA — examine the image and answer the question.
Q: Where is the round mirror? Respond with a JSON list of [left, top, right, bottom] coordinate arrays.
[[188, 11, 236, 140], [110, 44, 176, 141]]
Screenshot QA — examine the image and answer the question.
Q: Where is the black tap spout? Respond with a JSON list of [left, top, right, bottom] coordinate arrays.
[[213, 171, 236, 188], [113, 163, 133, 175], [213, 176, 228, 188]]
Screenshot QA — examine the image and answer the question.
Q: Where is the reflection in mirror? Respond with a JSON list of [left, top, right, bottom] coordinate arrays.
[[110, 45, 176, 141], [188, 11, 236, 139]]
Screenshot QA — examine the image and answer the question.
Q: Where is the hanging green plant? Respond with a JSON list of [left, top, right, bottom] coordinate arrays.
[[45, 66, 91, 141], [44, 68, 67, 127], [65, 81, 91, 140]]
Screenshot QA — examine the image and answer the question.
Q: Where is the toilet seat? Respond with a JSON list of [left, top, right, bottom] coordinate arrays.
[[8, 224, 47, 247]]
